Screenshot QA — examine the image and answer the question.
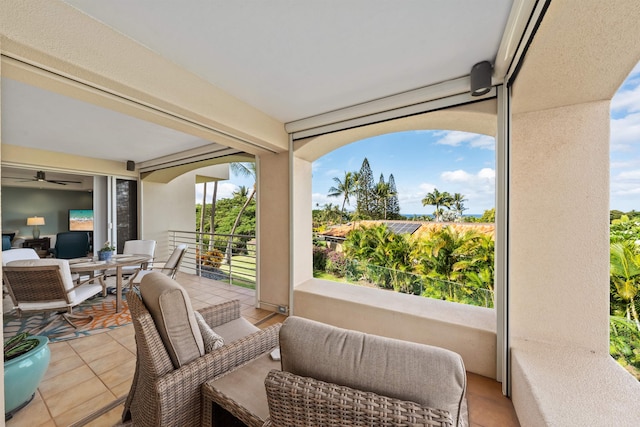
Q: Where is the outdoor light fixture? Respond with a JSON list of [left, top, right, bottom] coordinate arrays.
[[470, 61, 493, 96], [27, 216, 45, 239]]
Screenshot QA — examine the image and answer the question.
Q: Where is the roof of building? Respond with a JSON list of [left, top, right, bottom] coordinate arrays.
[[319, 220, 495, 240]]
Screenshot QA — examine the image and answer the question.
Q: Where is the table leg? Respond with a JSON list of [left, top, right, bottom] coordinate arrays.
[[116, 265, 123, 313]]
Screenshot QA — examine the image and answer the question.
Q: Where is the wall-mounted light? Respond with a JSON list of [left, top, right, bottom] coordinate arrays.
[[470, 61, 493, 96]]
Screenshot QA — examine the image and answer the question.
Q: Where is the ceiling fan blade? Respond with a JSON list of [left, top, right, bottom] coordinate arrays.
[[4, 176, 36, 181], [49, 179, 82, 184], [45, 180, 69, 185]]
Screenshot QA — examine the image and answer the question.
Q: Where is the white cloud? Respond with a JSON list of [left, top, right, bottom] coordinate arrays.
[[433, 131, 495, 150], [418, 182, 437, 193], [312, 192, 334, 209], [611, 160, 640, 169], [195, 182, 239, 203], [611, 112, 640, 151], [617, 170, 640, 181], [608, 166, 640, 210], [438, 168, 495, 213], [441, 169, 472, 182], [477, 168, 496, 180], [611, 84, 640, 113]]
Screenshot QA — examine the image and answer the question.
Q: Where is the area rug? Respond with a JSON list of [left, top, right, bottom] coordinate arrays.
[[3, 294, 132, 342]]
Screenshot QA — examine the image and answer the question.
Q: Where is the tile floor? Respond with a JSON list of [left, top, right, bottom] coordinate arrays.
[[4, 273, 519, 426]]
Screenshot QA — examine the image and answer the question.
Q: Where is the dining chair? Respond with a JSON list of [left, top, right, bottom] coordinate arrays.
[[106, 239, 157, 277], [127, 244, 187, 288], [49, 231, 90, 259], [3, 258, 107, 331], [1, 248, 40, 265]]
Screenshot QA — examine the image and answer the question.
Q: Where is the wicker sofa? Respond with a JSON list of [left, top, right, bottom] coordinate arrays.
[[264, 316, 469, 427], [122, 272, 280, 426]]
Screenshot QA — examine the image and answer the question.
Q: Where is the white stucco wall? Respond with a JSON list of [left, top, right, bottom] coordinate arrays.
[[510, 101, 611, 351]]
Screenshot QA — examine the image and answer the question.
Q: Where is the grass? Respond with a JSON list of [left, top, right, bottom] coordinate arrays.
[[218, 255, 256, 289], [313, 270, 349, 283]]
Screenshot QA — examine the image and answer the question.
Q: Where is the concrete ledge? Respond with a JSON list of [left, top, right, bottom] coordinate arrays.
[[293, 278, 497, 378], [511, 339, 640, 426]]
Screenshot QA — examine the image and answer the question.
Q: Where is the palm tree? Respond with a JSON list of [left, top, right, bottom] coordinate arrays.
[[421, 189, 453, 222], [452, 193, 467, 219], [227, 163, 256, 263], [372, 181, 396, 219], [328, 171, 356, 217], [610, 241, 640, 329], [232, 185, 250, 199]]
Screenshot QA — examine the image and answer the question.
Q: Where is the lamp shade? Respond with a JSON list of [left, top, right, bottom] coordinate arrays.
[[27, 217, 45, 226]]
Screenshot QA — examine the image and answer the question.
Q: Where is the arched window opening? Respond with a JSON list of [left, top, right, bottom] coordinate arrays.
[[312, 130, 496, 308], [609, 60, 640, 380]]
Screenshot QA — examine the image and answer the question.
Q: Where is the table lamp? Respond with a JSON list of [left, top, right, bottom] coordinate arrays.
[[27, 216, 45, 239]]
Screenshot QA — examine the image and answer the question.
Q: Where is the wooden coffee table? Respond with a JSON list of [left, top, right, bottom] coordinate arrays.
[[202, 350, 280, 427]]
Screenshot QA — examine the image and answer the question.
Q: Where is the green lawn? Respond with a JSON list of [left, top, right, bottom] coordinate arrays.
[[226, 255, 256, 288], [313, 270, 349, 283]]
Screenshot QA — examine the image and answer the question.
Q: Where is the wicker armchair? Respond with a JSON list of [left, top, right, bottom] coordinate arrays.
[[122, 273, 280, 427], [263, 316, 468, 427], [264, 370, 455, 427]]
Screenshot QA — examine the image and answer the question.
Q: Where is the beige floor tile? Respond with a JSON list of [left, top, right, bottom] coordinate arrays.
[[39, 365, 97, 400], [45, 376, 110, 418], [68, 332, 117, 356], [47, 341, 76, 360], [6, 390, 52, 427], [52, 390, 117, 427], [99, 358, 136, 390], [77, 340, 127, 365], [87, 346, 136, 376], [107, 324, 134, 341], [195, 294, 230, 305], [110, 378, 133, 398], [42, 352, 87, 381]]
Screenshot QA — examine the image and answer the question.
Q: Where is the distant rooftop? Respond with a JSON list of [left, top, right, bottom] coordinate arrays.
[[319, 220, 495, 241]]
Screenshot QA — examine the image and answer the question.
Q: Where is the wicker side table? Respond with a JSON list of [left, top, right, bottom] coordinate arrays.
[[202, 350, 280, 427]]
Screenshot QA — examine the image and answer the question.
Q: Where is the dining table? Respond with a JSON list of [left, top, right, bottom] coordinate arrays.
[[68, 254, 152, 313]]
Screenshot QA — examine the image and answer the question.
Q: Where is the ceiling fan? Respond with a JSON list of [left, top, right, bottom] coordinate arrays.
[[5, 170, 82, 186]]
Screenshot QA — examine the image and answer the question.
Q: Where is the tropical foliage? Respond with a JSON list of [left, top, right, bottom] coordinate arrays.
[[609, 213, 640, 378], [329, 223, 495, 307], [196, 189, 256, 239], [329, 158, 402, 221]]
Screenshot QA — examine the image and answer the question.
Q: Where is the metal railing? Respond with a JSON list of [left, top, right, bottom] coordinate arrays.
[[343, 259, 495, 308], [169, 230, 256, 288]]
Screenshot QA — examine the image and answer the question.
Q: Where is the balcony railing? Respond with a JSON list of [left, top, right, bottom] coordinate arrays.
[[169, 230, 256, 288], [342, 259, 494, 308]]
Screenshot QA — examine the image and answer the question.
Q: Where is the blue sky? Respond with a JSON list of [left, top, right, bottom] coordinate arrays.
[[197, 61, 640, 214]]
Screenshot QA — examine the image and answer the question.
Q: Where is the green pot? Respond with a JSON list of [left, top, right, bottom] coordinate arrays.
[[4, 336, 50, 417]]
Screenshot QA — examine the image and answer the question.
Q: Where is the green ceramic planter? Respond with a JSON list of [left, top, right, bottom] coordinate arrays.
[[4, 336, 50, 417]]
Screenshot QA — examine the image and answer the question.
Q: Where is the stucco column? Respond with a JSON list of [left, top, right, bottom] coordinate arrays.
[[257, 152, 290, 311], [510, 101, 610, 353], [292, 156, 313, 287]]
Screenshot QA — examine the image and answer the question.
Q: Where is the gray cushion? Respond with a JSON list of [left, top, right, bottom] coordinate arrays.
[[213, 317, 260, 344], [139, 272, 204, 368], [279, 316, 468, 427], [194, 310, 224, 352]]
